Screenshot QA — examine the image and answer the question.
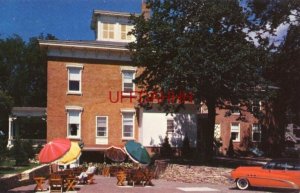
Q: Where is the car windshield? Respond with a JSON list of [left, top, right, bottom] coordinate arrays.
[[263, 160, 300, 170]]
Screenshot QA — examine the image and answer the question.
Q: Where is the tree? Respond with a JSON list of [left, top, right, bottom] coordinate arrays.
[[247, 0, 300, 156], [129, 0, 267, 161], [0, 34, 56, 137]]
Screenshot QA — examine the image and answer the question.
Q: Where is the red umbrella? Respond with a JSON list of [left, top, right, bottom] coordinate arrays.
[[38, 138, 71, 163], [105, 146, 127, 162]]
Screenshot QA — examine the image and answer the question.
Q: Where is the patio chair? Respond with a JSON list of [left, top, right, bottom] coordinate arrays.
[[131, 169, 146, 187], [49, 173, 63, 192], [87, 173, 95, 184]]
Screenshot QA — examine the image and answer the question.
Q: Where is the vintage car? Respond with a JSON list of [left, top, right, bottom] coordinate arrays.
[[231, 159, 300, 190]]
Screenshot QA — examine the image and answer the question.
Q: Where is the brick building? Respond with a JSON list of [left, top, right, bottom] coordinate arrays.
[[39, 6, 261, 158]]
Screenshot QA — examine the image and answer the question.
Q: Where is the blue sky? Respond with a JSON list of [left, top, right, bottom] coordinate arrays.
[[0, 0, 141, 41]]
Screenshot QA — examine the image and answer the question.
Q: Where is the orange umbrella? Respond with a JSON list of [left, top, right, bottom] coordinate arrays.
[[38, 138, 71, 164]]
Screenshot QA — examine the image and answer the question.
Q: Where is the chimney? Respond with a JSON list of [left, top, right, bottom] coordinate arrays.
[[141, 0, 150, 19]]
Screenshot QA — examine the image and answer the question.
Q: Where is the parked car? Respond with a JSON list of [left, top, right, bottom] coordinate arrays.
[[231, 159, 300, 190]]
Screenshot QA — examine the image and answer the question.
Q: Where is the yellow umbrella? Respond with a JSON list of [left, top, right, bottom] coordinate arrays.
[[58, 142, 81, 165]]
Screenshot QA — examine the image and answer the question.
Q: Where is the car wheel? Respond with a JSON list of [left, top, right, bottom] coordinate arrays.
[[236, 178, 249, 190]]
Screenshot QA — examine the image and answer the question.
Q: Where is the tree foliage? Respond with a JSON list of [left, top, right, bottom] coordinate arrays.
[[0, 34, 56, 138], [129, 0, 267, 161]]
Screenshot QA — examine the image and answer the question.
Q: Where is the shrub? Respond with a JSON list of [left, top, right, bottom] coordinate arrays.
[[181, 135, 191, 158], [227, 137, 234, 157], [160, 136, 172, 158], [11, 138, 29, 166], [0, 135, 8, 162]]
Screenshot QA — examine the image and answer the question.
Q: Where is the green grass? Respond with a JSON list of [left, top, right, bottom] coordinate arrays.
[[0, 160, 40, 177]]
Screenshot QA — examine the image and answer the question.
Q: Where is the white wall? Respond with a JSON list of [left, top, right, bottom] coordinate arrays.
[[141, 108, 197, 148]]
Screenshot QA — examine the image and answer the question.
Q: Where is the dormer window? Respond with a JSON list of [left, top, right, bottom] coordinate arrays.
[[121, 24, 133, 41], [103, 23, 115, 40]]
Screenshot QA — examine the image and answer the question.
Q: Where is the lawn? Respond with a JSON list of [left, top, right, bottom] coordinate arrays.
[[0, 159, 39, 177]]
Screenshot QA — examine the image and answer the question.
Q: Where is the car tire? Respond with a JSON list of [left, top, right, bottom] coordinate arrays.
[[236, 178, 249, 190]]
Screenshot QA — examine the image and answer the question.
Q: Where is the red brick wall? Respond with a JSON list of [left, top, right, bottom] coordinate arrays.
[[215, 108, 259, 154], [47, 60, 138, 148]]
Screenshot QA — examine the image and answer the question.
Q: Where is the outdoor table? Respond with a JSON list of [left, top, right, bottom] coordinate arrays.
[[65, 177, 76, 191], [34, 177, 46, 191], [116, 171, 126, 186]]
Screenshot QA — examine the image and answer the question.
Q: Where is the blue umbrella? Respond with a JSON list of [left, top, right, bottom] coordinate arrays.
[[124, 140, 151, 165]]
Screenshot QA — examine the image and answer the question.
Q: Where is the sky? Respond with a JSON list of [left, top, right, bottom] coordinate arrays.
[[0, 0, 141, 41]]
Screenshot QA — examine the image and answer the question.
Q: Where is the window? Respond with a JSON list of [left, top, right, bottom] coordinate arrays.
[[251, 101, 262, 113], [67, 65, 82, 94], [167, 119, 174, 133], [103, 23, 114, 39], [121, 24, 133, 40], [67, 109, 82, 139], [252, 123, 261, 142], [122, 70, 135, 94], [231, 122, 240, 142], [122, 112, 134, 139], [232, 106, 240, 115], [214, 124, 221, 139], [96, 116, 108, 137]]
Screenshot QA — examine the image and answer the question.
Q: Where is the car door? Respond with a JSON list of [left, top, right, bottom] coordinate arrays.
[[267, 162, 293, 189], [247, 161, 276, 188]]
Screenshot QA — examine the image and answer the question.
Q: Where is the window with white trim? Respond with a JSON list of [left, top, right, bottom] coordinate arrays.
[[167, 119, 174, 133], [67, 67, 82, 94], [214, 124, 221, 139], [122, 112, 134, 139], [231, 122, 240, 142], [96, 116, 108, 137], [252, 123, 261, 142], [121, 24, 133, 40], [103, 23, 114, 39], [67, 110, 81, 139], [122, 70, 135, 94], [231, 104, 240, 115]]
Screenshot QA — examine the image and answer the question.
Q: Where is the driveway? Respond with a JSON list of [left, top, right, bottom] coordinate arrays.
[[4, 175, 299, 193]]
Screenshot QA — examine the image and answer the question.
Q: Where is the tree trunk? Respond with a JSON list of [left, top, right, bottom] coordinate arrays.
[[197, 97, 216, 162]]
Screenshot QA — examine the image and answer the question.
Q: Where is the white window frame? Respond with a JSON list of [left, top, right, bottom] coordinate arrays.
[[96, 116, 108, 137], [120, 24, 134, 41], [252, 123, 261, 142], [231, 122, 240, 142], [121, 109, 135, 140], [66, 106, 83, 139], [66, 63, 83, 95], [102, 23, 115, 40], [214, 124, 221, 139], [232, 104, 240, 115], [167, 118, 174, 133], [121, 67, 136, 96], [251, 101, 263, 112]]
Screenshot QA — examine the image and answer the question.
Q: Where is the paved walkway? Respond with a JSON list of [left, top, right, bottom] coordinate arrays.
[[3, 175, 298, 193]]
